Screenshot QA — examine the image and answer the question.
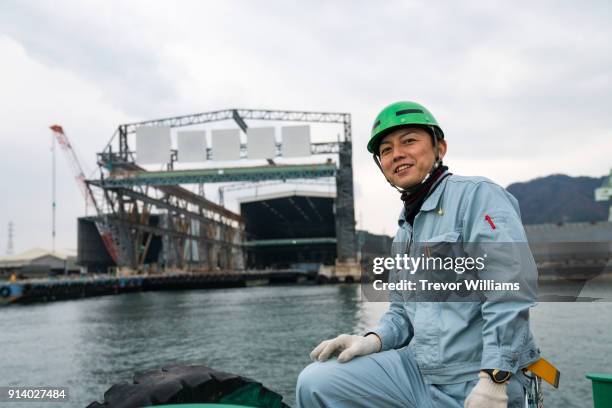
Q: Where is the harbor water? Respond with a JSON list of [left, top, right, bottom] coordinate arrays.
[[1, 284, 611, 407]]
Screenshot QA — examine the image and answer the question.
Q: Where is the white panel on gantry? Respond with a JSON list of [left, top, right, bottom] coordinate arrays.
[[136, 126, 171, 164], [177, 130, 207, 162], [282, 125, 311, 157], [247, 127, 276, 159], [211, 129, 241, 160]]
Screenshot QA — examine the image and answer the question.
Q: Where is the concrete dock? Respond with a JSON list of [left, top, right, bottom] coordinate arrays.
[[0, 270, 312, 305]]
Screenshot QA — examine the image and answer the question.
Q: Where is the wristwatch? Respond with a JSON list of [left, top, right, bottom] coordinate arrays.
[[483, 369, 512, 384]]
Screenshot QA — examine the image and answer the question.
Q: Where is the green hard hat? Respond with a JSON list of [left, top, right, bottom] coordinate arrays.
[[367, 101, 444, 154]]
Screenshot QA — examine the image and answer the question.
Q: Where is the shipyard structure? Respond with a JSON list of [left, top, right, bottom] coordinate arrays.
[[76, 109, 364, 280]]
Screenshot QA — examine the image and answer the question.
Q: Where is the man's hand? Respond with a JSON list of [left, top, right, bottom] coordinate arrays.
[[309, 334, 381, 363], [464, 372, 508, 408]]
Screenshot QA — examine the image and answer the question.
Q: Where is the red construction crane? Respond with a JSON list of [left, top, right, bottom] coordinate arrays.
[[49, 125, 119, 263]]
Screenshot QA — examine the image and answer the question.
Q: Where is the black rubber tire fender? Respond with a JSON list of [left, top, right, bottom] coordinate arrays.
[[86, 364, 289, 408]]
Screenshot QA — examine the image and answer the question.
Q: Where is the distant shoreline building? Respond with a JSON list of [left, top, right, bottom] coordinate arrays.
[[0, 248, 79, 280]]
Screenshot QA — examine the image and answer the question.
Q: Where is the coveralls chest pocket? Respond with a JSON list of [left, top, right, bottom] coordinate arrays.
[[411, 231, 465, 302], [426, 231, 482, 302]]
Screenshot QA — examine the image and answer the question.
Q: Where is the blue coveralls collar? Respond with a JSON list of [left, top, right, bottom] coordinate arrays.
[[397, 171, 451, 227]]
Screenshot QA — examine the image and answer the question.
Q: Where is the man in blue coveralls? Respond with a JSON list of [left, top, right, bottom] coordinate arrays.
[[296, 101, 540, 408]]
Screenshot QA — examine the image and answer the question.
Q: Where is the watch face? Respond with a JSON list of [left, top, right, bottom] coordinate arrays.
[[488, 369, 512, 383]]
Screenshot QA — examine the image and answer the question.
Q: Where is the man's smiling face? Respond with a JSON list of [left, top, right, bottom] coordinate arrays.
[[378, 126, 446, 189]]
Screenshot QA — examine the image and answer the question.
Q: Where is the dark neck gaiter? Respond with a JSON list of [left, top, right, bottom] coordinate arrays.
[[401, 165, 450, 226]]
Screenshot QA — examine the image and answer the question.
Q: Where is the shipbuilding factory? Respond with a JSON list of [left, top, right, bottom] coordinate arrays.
[[75, 108, 375, 280]]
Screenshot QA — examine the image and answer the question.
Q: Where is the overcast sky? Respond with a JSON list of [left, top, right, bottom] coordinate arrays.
[[1, 0, 611, 253]]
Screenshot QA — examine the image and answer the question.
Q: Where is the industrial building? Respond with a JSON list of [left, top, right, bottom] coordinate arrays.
[[72, 109, 361, 279], [0, 248, 79, 279]]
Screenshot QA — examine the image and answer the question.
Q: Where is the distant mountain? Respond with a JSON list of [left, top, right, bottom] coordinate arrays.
[[507, 174, 608, 225]]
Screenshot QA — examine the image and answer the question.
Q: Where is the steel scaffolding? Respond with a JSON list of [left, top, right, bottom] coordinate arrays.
[[88, 108, 356, 273]]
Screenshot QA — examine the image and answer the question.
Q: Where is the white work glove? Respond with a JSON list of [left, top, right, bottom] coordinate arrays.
[[309, 334, 381, 363], [464, 372, 508, 408]]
